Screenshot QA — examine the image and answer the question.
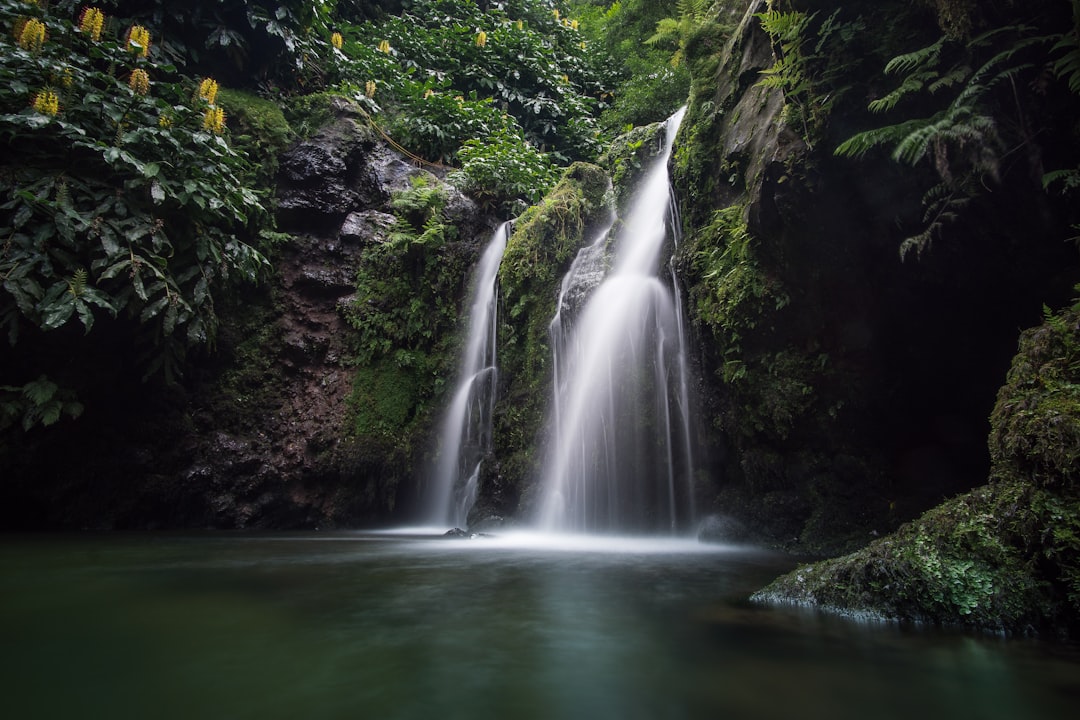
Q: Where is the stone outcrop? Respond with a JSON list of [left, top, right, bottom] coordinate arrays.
[[673, 0, 1080, 554], [0, 99, 496, 530]]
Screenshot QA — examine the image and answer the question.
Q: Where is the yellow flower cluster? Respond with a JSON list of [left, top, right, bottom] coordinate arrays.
[[365, 80, 377, 98], [18, 17, 47, 51], [475, 30, 487, 47], [78, 7, 105, 42], [331, 32, 343, 50], [129, 68, 150, 95], [423, 88, 434, 99], [515, 20, 523, 30], [32, 89, 59, 115], [125, 24, 151, 57], [202, 106, 225, 134], [553, 9, 560, 21], [158, 113, 172, 128], [378, 39, 390, 53], [198, 77, 219, 105]]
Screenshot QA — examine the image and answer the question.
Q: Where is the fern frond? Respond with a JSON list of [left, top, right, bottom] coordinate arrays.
[[1052, 33, 1080, 93], [884, 37, 945, 75], [67, 269, 87, 298], [1042, 168, 1080, 192], [834, 118, 925, 158], [927, 65, 969, 93], [868, 72, 936, 113], [646, 17, 681, 47], [756, 10, 812, 47]]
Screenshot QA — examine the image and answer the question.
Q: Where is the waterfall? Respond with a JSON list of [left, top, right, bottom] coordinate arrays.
[[538, 107, 696, 534], [425, 222, 510, 527]]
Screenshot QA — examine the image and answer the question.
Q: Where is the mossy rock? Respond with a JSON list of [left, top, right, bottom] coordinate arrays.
[[489, 162, 613, 515], [753, 302, 1080, 636], [989, 306, 1080, 491]]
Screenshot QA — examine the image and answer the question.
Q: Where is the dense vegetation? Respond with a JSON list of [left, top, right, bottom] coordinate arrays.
[[0, 0, 689, 434]]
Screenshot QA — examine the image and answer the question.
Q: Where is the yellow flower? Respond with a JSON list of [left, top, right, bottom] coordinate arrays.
[[198, 78, 219, 105], [18, 17, 46, 51], [475, 30, 487, 47], [378, 39, 390, 53], [158, 113, 172, 128], [202, 106, 226, 134], [580, 41, 586, 50], [129, 68, 150, 95], [454, 95, 464, 104], [553, 9, 560, 21], [32, 89, 59, 116], [561, 74, 569, 84], [365, 80, 377, 98], [78, 7, 105, 42], [423, 88, 434, 99], [125, 24, 151, 57], [515, 20, 523, 30], [331, 32, 343, 50], [571, 19, 579, 30]]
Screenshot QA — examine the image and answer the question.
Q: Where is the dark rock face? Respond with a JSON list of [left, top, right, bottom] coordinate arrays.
[[0, 99, 495, 530]]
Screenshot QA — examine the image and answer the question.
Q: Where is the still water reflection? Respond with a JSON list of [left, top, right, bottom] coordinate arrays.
[[2, 532, 1077, 719]]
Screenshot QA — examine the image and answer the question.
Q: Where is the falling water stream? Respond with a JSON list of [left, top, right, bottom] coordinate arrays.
[[539, 107, 696, 533], [425, 222, 509, 527]]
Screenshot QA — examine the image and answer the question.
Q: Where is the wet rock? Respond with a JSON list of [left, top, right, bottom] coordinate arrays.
[[444, 527, 470, 538]]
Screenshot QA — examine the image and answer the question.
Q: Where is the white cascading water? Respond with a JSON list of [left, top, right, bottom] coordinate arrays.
[[425, 222, 510, 527], [538, 107, 696, 534]]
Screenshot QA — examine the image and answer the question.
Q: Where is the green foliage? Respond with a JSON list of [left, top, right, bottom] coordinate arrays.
[[835, 13, 1078, 257], [755, 5, 864, 147], [568, 0, 691, 133], [341, 0, 605, 164], [448, 127, 562, 215], [216, 87, 295, 187], [691, 205, 788, 382], [91, 0, 338, 90], [342, 174, 471, 444], [0, 0, 273, 395], [0, 375, 83, 431]]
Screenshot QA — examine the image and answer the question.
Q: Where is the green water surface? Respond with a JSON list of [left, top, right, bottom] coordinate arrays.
[[1, 532, 1077, 719]]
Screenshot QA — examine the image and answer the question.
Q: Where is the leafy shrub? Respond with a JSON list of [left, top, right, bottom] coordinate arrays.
[[0, 0, 273, 400], [449, 127, 562, 215]]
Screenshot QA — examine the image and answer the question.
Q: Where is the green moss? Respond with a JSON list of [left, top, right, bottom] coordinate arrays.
[[491, 162, 612, 510], [599, 122, 665, 206], [348, 360, 421, 440], [217, 88, 295, 187], [754, 301, 1080, 635], [990, 303, 1080, 490], [341, 175, 473, 466]]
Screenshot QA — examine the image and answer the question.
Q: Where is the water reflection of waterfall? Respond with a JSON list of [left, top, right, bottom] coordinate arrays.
[[539, 107, 696, 534], [425, 222, 510, 527]]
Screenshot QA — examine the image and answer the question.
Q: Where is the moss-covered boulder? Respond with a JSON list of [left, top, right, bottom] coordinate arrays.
[[471, 162, 612, 523], [752, 302, 1080, 636]]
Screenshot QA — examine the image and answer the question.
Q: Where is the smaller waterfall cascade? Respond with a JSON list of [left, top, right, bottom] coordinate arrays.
[[539, 107, 696, 534], [425, 222, 510, 527]]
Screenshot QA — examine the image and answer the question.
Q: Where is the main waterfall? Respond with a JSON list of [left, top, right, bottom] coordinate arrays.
[[425, 223, 509, 527], [538, 108, 696, 533]]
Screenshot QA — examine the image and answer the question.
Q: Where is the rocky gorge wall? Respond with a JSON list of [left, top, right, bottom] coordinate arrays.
[[671, 0, 1080, 554], [0, 99, 498, 530]]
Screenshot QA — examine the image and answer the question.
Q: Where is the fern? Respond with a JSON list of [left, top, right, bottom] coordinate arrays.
[[883, 37, 946, 76], [899, 182, 970, 259]]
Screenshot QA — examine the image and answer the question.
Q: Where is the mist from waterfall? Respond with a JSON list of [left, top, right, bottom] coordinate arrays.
[[425, 222, 510, 527], [538, 107, 697, 534]]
